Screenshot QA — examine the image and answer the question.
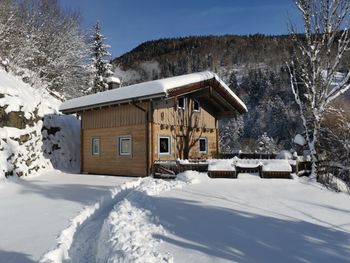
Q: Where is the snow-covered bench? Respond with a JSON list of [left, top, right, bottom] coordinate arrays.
[[261, 160, 292, 178], [207, 159, 237, 178]]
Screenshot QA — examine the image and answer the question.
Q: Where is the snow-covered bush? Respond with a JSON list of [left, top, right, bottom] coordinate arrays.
[[257, 132, 279, 153]]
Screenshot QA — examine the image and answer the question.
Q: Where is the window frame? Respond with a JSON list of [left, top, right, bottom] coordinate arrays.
[[199, 137, 208, 154], [118, 135, 132, 156], [91, 137, 100, 156], [193, 99, 200, 112], [178, 96, 186, 110], [158, 135, 171, 156]]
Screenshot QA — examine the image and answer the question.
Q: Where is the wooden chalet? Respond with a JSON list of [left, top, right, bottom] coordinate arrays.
[[60, 71, 247, 177]]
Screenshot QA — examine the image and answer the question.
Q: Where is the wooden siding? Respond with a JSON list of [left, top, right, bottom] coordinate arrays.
[[80, 102, 148, 130], [151, 123, 218, 161], [82, 125, 147, 176], [153, 98, 216, 129]]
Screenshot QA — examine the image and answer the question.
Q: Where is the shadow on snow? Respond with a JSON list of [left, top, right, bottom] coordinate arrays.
[[0, 250, 36, 263], [15, 178, 114, 204], [150, 196, 350, 263]]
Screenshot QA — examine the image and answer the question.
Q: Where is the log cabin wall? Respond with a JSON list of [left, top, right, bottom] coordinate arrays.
[[152, 98, 216, 129], [151, 97, 218, 161], [151, 123, 218, 161], [81, 103, 148, 129], [80, 102, 149, 177]]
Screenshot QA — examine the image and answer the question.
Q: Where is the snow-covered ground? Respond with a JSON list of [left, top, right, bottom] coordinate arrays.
[[154, 174, 350, 263], [39, 171, 350, 263], [1, 170, 349, 263], [0, 171, 135, 263]]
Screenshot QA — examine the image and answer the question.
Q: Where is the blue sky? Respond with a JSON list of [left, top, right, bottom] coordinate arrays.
[[60, 0, 299, 58]]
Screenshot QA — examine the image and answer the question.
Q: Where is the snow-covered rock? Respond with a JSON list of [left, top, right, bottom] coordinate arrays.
[[0, 69, 80, 178]]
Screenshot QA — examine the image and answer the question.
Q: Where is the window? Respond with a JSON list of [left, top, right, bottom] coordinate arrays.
[[92, 138, 100, 156], [199, 137, 207, 153], [159, 135, 171, 155], [119, 136, 132, 156], [178, 97, 186, 110], [193, 99, 200, 112]]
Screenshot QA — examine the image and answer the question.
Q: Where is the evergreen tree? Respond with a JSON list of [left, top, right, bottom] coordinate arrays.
[[90, 21, 113, 94]]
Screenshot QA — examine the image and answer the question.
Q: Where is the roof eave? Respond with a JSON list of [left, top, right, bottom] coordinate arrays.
[[60, 92, 166, 114]]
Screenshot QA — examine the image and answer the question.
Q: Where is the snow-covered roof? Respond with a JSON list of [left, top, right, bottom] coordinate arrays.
[[60, 71, 247, 114]]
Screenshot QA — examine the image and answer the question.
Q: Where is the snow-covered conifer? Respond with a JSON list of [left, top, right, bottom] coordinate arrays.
[[90, 21, 113, 94]]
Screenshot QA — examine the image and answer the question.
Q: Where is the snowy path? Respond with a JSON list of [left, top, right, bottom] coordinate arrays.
[[0, 171, 135, 263], [43, 172, 199, 263], [64, 187, 134, 263]]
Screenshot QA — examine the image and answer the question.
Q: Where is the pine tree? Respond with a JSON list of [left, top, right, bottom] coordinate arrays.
[[90, 21, 113, 94]]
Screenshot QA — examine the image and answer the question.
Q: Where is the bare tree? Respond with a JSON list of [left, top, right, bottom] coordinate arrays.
[[169, 98, 204, 160], [288, 0, 350, 179]]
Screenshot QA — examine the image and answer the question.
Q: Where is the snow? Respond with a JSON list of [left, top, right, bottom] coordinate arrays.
[[1, 168, 349, 263], [208, 159, 236, 171], [261, 159, 292, 172], [294, 134, 306, 146], [38, 169, 350, 263], [0, 69, 59, 119], [235, 159, 262, 168], [0, 171, 135, 263], [106, 76, 120, 84], [60, 71, 247, 113], [155, 175, 350, 263], [95, 176, 199, 263], [0, 69, 80, 179], [319, 174, 350, 194], [42, 114, 81, 172], [0, 69, 65, 179]]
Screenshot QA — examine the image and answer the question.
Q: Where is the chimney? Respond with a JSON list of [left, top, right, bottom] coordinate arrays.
[[106, 76, 121, 90]]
